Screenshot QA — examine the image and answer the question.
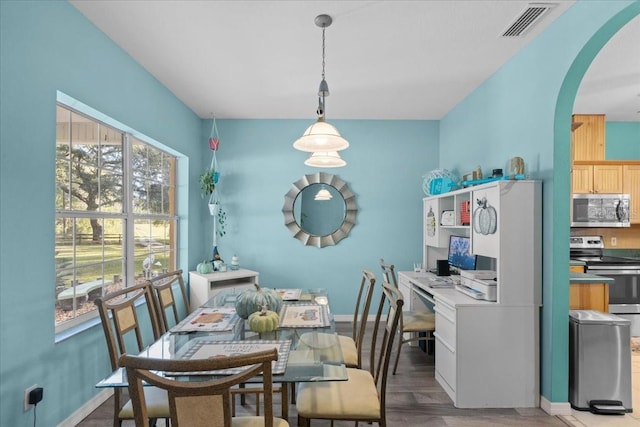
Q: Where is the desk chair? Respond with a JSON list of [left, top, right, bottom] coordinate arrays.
[[296, 282, 404, 427], [380, 259, 436, 375], [148, 269, 190, 334], [119, 348, 289, 427], [95, 283, 170, 427]]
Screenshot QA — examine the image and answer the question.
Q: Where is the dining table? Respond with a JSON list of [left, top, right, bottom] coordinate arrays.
[[96, 287, 347, 421]]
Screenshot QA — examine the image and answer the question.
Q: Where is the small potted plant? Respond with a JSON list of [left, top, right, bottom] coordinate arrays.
[[200, 168, 218, 197]]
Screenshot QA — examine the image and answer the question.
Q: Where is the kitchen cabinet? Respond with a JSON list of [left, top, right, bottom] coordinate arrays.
[[571, 114, 605, 161], [571, 163, 623, 194], [569, 283, 609, 312], [623, 164, 640, 224], [189, 269, 258, 309]]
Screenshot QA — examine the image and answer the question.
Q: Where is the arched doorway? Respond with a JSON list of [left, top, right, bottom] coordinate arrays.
[[549, 1, 640, 411]]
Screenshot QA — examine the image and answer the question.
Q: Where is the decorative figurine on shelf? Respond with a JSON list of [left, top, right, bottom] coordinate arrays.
[[231, 255, 239, 271]]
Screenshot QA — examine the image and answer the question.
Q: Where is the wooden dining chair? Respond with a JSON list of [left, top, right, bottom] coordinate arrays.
[[118, 348, 290, 427], [295, 281, 404, 427], [95, 282, 170, 427], [381, 258, 436, 374], [148, 269, 190, 333]]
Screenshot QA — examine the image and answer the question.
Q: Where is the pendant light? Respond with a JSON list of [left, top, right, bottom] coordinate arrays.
[[293, 14, 348, 165], [314, 185, 333, 201], [304, 151, 346, 168]]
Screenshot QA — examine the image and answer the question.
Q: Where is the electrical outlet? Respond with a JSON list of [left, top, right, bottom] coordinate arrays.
[[24, 385, 38, 411], [611, 237, 617, 247]]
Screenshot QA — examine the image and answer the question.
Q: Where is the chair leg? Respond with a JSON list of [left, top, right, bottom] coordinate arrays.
[[298, 415, 310, 427], [392, 339, 403, 375], [282, 384, 289, 420], [114, 389, 122, 427]]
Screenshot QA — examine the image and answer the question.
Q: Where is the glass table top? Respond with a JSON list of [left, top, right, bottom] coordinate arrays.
[[97, 288, 347, 387]]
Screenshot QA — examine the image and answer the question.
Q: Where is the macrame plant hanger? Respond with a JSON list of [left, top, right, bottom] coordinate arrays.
[[208, 115, 222, 263]]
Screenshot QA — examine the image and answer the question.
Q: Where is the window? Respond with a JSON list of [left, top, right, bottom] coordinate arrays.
[[55, 104, 178, 332]]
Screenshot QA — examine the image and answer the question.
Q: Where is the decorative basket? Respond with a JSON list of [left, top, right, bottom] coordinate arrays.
[[423, 169, 459, 196]]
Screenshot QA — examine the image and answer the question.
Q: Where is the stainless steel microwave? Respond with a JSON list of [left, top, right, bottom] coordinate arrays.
[[571, 193, 630, 227]]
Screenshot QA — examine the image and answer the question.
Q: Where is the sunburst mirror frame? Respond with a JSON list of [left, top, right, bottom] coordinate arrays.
[[282, 172, 357, 248]]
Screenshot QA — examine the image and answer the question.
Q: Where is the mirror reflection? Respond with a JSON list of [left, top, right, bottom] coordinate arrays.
[[293, 184, 346, 237], [283, 172, 357, 248]]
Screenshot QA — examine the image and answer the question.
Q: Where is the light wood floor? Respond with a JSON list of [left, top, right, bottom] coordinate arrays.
[[77, 322, 638, 426]]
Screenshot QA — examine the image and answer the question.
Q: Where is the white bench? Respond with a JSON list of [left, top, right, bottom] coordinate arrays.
[[57, 279, 113, 310]]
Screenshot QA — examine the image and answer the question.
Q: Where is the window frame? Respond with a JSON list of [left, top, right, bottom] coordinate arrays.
[[55, 102, 179, 334]]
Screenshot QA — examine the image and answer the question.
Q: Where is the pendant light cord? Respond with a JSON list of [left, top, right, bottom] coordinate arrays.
[[317, 26, 327, 119], [321, 27, 326, 81]]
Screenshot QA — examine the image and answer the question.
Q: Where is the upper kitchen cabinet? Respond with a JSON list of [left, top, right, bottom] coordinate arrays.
[[571, 114, 605, 161], [572, 163, 623, 194], [623, 164, 640, 224]]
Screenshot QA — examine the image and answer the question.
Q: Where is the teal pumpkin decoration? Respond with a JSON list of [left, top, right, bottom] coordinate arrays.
[[235, 284, 283, 319], [196, 260, 213, 274]]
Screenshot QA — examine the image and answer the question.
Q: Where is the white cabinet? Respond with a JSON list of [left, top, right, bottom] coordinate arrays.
[[470, 184, 500, 258], [433, 297, 456, 394], [423, 191, 471, 269], [189, 269, 259, 309], [409, 179, 541, 408]]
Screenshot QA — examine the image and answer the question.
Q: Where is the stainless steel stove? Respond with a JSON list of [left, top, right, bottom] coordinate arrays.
[[570, 235, 640, 336]]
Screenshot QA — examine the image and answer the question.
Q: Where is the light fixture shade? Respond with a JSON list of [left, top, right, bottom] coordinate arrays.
[[304, 151, 346, 168], [314, 187, 333, 201], [293, 120, 349, 152]]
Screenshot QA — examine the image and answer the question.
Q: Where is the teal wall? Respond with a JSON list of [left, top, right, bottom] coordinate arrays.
[[200, 118, 438, 304], [0, 2, 204, 425], [606, 122, 640, 159], [440, 0, 638, 404], [1, 0, 638, 425], [0, 2, 437, 425]]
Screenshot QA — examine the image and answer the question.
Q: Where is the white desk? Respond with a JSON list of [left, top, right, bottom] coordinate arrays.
[[399, 271, 539, 409]]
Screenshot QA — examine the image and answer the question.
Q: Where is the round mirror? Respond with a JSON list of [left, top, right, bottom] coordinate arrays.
[[283, 173, 357, 248]]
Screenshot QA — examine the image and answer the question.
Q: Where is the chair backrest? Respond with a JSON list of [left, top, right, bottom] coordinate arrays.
[[380, 258, 398, 288], [148, 269, 190, 333], [119, 348, 279, 427], [369, 280, 404, 415], [351, 270, 377, 367], [95, 282, 162, 371]]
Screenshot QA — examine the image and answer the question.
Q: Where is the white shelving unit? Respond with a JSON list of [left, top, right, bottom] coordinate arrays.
[[402, 180, 542, 408], [188, 269, 259, 309]]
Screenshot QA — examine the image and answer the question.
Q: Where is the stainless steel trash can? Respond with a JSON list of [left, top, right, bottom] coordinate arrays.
[[569, 310, 632, 414]]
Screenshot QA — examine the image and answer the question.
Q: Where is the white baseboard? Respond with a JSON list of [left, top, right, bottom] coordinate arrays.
[[333, 314, 386, 322], [57, 389, 112, 427], [540, 395, 572, 416]]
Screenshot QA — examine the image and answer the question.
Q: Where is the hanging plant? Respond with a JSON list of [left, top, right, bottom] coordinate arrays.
[[217, 206, 227, 238], [200, 116, 221, 198], [199, 169, 217, 197]]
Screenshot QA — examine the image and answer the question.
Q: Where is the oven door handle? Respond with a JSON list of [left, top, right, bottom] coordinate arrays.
[[588, 269, 640, 275]]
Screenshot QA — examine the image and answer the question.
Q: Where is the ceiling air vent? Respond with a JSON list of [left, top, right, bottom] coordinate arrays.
[[502, 3, 557, 37]]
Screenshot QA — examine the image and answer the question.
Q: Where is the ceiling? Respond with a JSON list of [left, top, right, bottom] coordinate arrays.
[[70, 1, 639, 121]]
